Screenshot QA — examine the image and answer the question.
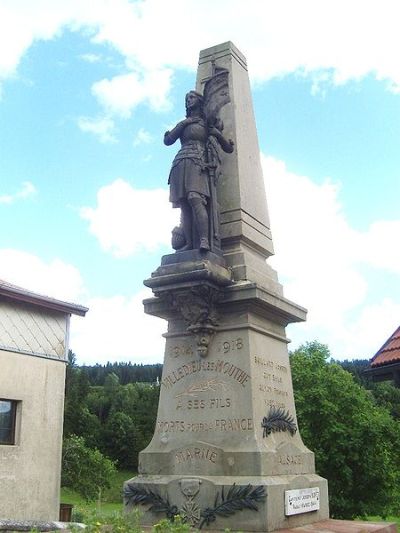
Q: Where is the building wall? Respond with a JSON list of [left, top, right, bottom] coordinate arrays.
[[0, 298, 68, 360], [0, 300, 68, 521]]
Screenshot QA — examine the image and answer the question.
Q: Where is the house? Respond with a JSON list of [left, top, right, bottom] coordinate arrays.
[[0, 280, 87, 521], [364, 325, 400, 387]]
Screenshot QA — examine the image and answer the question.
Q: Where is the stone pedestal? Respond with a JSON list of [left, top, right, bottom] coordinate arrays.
[[124, 42, 329, 531], [124, 255, 328, 531]]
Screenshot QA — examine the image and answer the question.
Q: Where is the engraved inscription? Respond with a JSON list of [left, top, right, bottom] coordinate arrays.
[[264, 398, 286, 409], [176, 398, 232, 410], [217, 337, 243, 353], [170, 344, 194, 358], [255, 356, 273, 368], [215, 418, 253, 431], [274, 388, 288, 397], [157, 418, 253, 433], [162, 360, 250, 389], [254, 356, 288, 373], [256, 355, 289, 408], [261, 372, 283, 383], [259, 383, 288, 398], [175, 447, 218, 464], [278, 454, 303, 465]]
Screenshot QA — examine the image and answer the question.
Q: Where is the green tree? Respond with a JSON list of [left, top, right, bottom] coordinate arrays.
[[102, 411, 137, 468], [370, 381, 400, 420], [337, 358, 371, 387], [64, 351, 101, 447], [62, 435, 117, 501], [291, 341, 400, 519]]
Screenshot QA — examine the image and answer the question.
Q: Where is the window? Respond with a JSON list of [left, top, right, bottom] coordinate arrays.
[[0, 399, 17, 445]]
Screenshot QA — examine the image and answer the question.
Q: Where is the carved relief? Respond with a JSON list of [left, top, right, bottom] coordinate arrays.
[[175, 378, 228, 398], [261, 406, 297, 438], [178, 479, 201, 526], [124, 481, 265, 530], [171, 286, 222, 357], [199, 484, 266, 529]]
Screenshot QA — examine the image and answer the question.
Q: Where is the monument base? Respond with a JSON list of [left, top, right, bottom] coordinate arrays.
[[124, 474, 328, 532]]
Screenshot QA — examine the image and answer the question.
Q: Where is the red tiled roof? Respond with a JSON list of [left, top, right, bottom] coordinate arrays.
[[371, 326, 400, 367]]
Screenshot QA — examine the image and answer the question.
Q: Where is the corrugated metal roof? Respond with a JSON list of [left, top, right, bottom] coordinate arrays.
[[371, 325, 400, 367], [0, 279, 88, 317]]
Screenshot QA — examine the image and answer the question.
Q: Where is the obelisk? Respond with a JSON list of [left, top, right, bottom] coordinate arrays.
[[124, 42, 329, 532]]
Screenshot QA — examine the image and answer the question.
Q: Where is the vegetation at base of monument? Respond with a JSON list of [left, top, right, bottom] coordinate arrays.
[[291, 341, 400, 519], [62, 435, 117, 501], [67, 499, 248, 533], [55, 509, 192, 533]]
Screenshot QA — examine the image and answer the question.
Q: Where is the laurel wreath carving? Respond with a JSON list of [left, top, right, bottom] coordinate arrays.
[[124, 482, 265, 528], [261, 406, 297, 437], [175, 378, 228, 398], [123, 483, 178, 519], [199, 484, 266, 529]]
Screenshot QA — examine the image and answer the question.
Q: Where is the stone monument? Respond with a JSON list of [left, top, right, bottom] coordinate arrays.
[[124, 42, 329, 532]]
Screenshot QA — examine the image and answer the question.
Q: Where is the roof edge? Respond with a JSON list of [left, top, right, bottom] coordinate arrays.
[[370, 325, 400, 364], [0, 281, 88, 317]]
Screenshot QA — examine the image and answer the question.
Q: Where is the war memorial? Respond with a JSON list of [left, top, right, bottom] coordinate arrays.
[[122, 42, 400, 533], [123, 41, 330, 532]]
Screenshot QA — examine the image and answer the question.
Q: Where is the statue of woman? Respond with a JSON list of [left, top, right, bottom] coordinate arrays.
[[164, 90, 233, 252]]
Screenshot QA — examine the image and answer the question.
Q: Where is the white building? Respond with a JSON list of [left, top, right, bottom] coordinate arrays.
[[0, 280, 87, 521]]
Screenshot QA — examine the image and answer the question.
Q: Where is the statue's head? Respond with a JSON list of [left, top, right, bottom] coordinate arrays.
[[185, 90, 203, 116]]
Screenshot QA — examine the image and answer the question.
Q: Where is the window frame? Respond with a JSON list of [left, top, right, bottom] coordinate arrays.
[[0, 399, 18, 445]]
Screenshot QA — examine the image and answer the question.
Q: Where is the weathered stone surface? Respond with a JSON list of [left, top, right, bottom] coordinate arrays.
[[125, 42, 329, 531], [196, 42, 278, 290], [126, 262, 328, 530]]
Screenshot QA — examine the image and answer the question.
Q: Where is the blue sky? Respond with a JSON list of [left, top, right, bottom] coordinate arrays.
[[1, 0, 400, 364]]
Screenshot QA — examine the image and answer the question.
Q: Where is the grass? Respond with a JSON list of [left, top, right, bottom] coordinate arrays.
[[60, 469, 134, 518], [367, 516, 400, 526]]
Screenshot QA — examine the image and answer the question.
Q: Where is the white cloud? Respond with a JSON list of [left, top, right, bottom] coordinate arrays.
[[0, 249, 85, 303], [0, 181, 36, 204], [70, 290, 165, 364], [263, 154, 400, 359], [0, 248, 164, 364], [133, 128, 153, 147], [263, 155, 365, 320], [92, 68, 172, 118], [2, 0, 400, 113], [80, 53, 101, 63], [80, 178, 179, 257], [77, 115, 117, 143], [359, 220, 400, 275]]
